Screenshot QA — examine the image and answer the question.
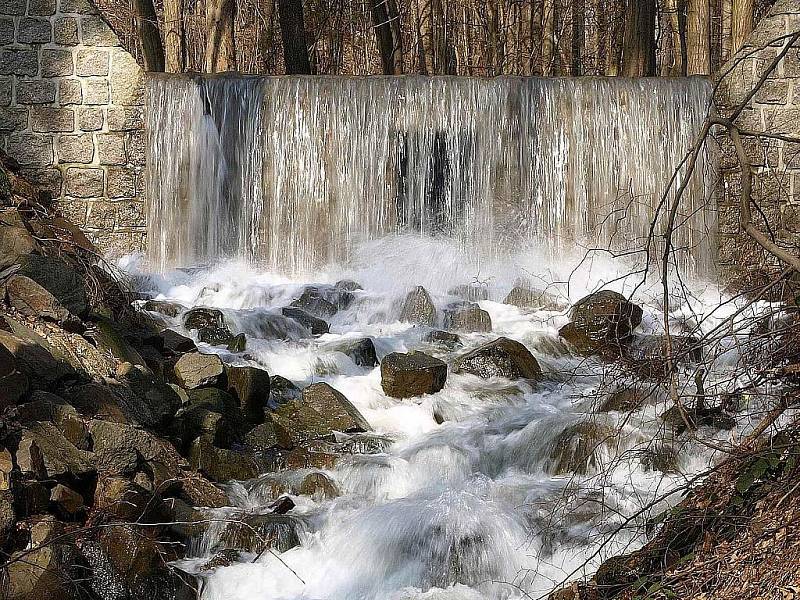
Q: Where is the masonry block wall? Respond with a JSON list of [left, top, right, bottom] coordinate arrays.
[[0, 0, 146, 257], [715, 0, 800, 276]]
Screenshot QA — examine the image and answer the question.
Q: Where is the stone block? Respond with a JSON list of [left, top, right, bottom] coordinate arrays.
[[0, 18, 14, 46], [106, 167, 135, 197], [0, 108, 28, 132], [0, 50, 39, 77], [116, 199, 144, 226], [18, 18, 52, 44], [765, 108, 800, 136], [783, 203, 800, 234], [7, 134, 53, 166], [0, 79, 12, 106], [54, 199, 87, 225], [107, 106, 144, 131], [125, 131, 145, 167], [76, 49, 109, 77], [17, 80, 57, 105], [97, 133, 125, 165], [41, 49, 74, 77], [86, 200, 115, 228], [58, 79, 82, 105], [28, 0, 58, 15], [58, 133, 94, 163], [22, 167, 62, 195], [80, 16, 116, 46], [59, 0, 96, 14], [110, 50, 144, 105], [754, 79, 791, 105], [83, 78, 109, 104], [77, 106, 103, 130], [54, 17, 79, 46], [65, 167, 103, 197], [0, 0, 26, 16], [30, 107, 74, 133], [747, 15, 788, 48]]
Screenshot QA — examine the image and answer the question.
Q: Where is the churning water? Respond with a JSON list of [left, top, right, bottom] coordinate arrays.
[[136, 75, 748, 599]]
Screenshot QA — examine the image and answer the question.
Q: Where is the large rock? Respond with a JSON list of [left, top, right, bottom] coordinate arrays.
[[49, 483, 85, 519], [174, 351, 225, 389], [17, 392, 90, 449], [559, 290, 643, 356], [270, 400, 339, 445], [93, 475, 163, 522], [546, 421, 615, 475], [0, 209, 40, 268], [504, 286, 566, 311], [299, 472, 340, 500], [290, 287, 337, 317], [90, 420, 186, 477], [399, 286, 436, 326], [3, 545, 82, 600], [448, 284, 489, 302], [226, 365, 270, 424], [243, 419, 287, 452], [116, 362, 182, 428], [332, 337, 379, 367], [269, 375, 301, 408], [183, 307, 238, 347], [281, 307, 330, 335], [452, 337, 541, 380], [0, 330, 74, 391], [16, 421, 94, 479], [215, 513, 302, 554], [424, 330, 463, 349], [14, 255, 88, 318], [88, 319, 149, 369], [142, 299, 187, 318], [302, 383, 370, 432], [189, 436, 259, 483], [159, 329, 196, 354], [5, 275, 74, 322], [174, 387, 243, 449], [443, 303, 492, 333], [381, 352, 447, 398]]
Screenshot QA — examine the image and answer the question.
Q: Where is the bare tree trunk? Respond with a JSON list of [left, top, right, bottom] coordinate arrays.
[[135, 0, 165, 71], [721, 0, 733, 62], [621, 0, 656, 76], [605, 0, 625, 75], [663, 0, 685, 75], [731, 0, 755, 53], [205, 0, 236, 72], [542, 0, 556, 75], [372, 0, 403, 74], [163, 0, 184, 72], [277, 0, 311, 74], [686, 0, 711, 74], [571, 0, 585, 75]]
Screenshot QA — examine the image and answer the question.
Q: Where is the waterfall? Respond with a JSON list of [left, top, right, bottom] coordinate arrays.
[[145, 75, 716, 275]]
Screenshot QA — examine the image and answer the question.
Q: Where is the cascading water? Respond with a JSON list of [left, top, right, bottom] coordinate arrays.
[[145, 75, 716, 274]]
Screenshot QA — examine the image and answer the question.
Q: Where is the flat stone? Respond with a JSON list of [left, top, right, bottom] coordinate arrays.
[[174, 352, 225, 389]]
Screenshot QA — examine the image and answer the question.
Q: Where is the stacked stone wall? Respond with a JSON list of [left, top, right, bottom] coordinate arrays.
[[0, 0, 145, 256]]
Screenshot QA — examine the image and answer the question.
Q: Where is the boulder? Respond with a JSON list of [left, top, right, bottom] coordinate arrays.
[[93, 475, 162, 522], [14, 255, 88, 318], [0, 343, 29, 409], [3, 544, 82, 600], [66, 382, 137, 425], [443, 303, 492, 333], [281, 307, 330, 335], [183, 307, 237, 346], [335, 279, 362, 292], [380, 352, 447, 398], [88, 319, 148, 369], [189, 436, 259, 483], [399, 286, 437, 326], [116, 362, 182, 428], [243, 419, 287, 452], [5, 275, 75, 322], [451, 337, 541, 380], [598, 387, 653, 413], [17, 393, 90, 449], [270, 400, 339, 445], [227, 333, 247, 352], [424, 330, 463, 349], [226, 365, 270, 424], [49, 483, 85, 519], [142, 299, 187, 318], [0, 209, 40, 268], [559, 290, 643, 356], [174, 352, 225, 389], [0, 330, 74, 391], [160, 329, 196, 354], [302, 383, 370, 432], [504, 286, 566, 311], [174, 387, 243, 449], [299, 472, 339, 500], [269, 495, 295, 514], [290, 287, 338, 317], [16, 421, 94, 479], [89, 420, 185, 477], [332, 337, 379, 367], [269, 375, 301, 408], [173, 471, 228, 508], [546, 421, 615, 475], [448, 284, 489, 302], [215, 513, 302, 554]]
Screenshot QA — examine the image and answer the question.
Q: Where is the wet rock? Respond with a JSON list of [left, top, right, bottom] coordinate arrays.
[[174, 471, 228, 508], [444, 303, 492, 333], [5, 275, 76, 323], [559, 290, 643, 357], [504, 286, 566, 311], [88, 319, 148, 369], [284, 447, 338, 470], [116, 362, 182, 428], [448, 284, 489, 302], [174, 351, 225, 389], [302, 382, 371, 432], [16, 421, 94, 479], [270, 398, 335, 445], [269, 495, 295, 514], [332, 431, 394, 454], [183, 307, 237, 346], [290, 287, 338, 317], [4, 544, 82, 600], [399, 286, 436, 326], [0, 343, 29, 409], [452, 337, 541, 380], [269, 375, 301, 409], [49, 483, 85, 519], [547, 421, 615, 475], [598, 387, 653, 413], [227, 333, 247, 352], [94, 475, 162, 522], [381, 351, 447, 398], [216, 513, 302, 554], [624, 334, 702, 378], [243, 419, 287, 452], [90, 420, 185, 477], [142, 299, 187, 317], [163, 496, 208, 539], [332, 337, 379, 367], [281, 307, 330, 335], [335, 279, 362, 292], [159, 329, 196, 354], [660, 404, 736, 435], [424, 330, 463, 349], [198, 549, 241, 572], [300, 472, 339, 500], [642, 444, 681, 474], [189, 435, 259, 483], [226, 364, 270, 424]]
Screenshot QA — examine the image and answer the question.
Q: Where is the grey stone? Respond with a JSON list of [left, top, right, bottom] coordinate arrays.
[[18, 18, 52, 44], [107, 106, 144, 131], [0, 108, 28, 132], [17, 80, 57, 105], [7, 134, 52, 166], [83, 77, 109, 104], [125, 130, 145, 165], [31, 107, 74, 132], [110, 49, 144, 104], [41, 49, 74, 77], [443, 303, 492, 333], [116, 200, 144, 226], [174, 352, 226, 389], [303, 382, 371, 432], [0, 78, 10, 106], [0, 18, 14, 46], [54, 17, 79, 45], [0, 0, 26, 16], [80, 16, 116, 46], [65, 167, 103, 197], [58, 133, 94, 163], [0, 49, 39, 77], [106, 167, 135, 197], [59, 0, 96, 13], [58, 78, 82, 105], [28, 0, 58, 16], [86, 201, 115, 228], [97, 132, 126, 165], [77, 106, 103, 130], [76, 48, 109, 76]]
